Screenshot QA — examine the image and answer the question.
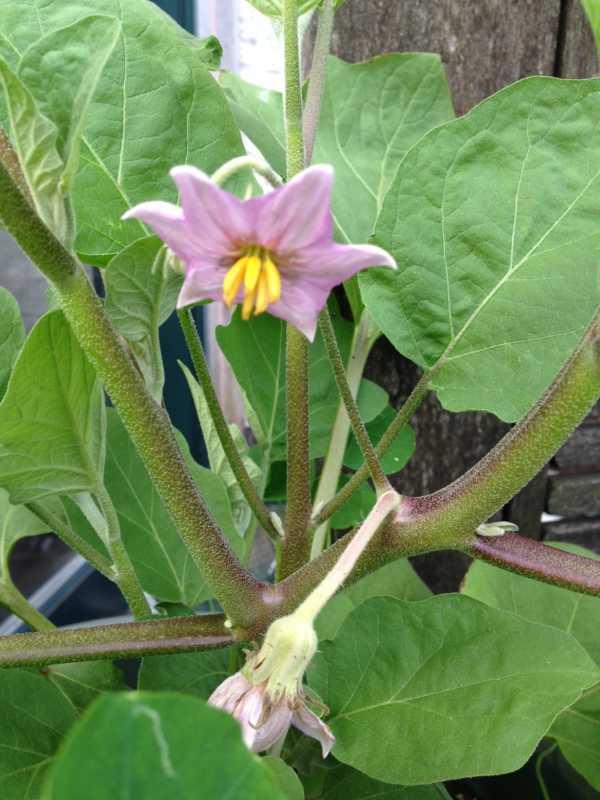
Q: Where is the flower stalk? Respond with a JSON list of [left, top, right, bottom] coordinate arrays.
[[211, 155, 283, 188]]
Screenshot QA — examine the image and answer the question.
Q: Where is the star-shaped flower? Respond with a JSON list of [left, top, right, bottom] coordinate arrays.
[[123, 164, 395, 340]]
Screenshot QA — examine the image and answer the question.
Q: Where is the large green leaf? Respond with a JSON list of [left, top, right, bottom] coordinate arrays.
[[105, 237, 181, 402], [315, 558, 430, 641], [362, 77, 600, 421], [0, 0, 246, 264], [45, 661, 126, 714], [305, 762, 451, 800], [0, 311, 105, 504], [223, 54, 453, 244], [462, 543, 600, 789], [0, 288, 24, 400], [216, 309, 386, 462], [180, 363, 262, 536], [104, 410, 241, 606], [43, 692, 286, 799], [138, 647, 232, 701], [0, 489, 46, 604], [309, 595, 598, 785], [343, 406, 415, 475]]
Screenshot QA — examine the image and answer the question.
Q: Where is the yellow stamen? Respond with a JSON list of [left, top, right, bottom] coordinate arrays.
[[255, 271, 269, 316], [223, 247, 282, 319], [244, 255, 262, 292], [223, 256, 248, 307], [263, 255, 282, 303]]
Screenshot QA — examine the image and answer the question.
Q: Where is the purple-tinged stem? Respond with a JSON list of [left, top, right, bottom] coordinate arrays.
[[0, 614, 232, 668], [469, 533, 600, 596]]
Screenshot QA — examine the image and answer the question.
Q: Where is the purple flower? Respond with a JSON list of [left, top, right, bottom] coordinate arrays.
[[122, 165, 395, 340], [208, 670, 335, 757]]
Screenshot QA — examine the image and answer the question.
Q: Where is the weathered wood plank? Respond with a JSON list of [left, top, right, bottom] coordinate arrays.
[[555, 425, 600, 470], [548, 473, 600, 517], [558, 0, 599, 78], [331, 0, 561, 114]]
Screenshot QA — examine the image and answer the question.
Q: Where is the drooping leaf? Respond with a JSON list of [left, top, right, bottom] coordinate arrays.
[[263, 757, 305, 800], [105, 237, 181, 402], [462, 542, 600, 789], [315, 558, 430, 641], [223, 54, 453, 244], [0, 287, 24, 399], [309, 595, 598, 785], [0, 668, 77, 799], [343, 406, 415, 475], [138, 647, 232, 701], [216, 310, 386, 462], [18, 14, 120, 193], [0, 0, 247, 264], [0, 311, 105, 504], [104, 410, 241, 606], [43, 692, 286, 799], [362, 77, 600, 421], [180, 363, 262, 536]]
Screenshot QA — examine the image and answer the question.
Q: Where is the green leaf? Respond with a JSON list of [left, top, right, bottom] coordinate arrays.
[[0, 311, 105, 504], [105, 237, 181, 402], [309, 595, 599, 785], [0, 0, 246, 264], [0, 488, 46, 579], [362, 77, 600, 421], [305, 762, 451, 800], [104, 410, 241, 606], [223, 54, 453, 244], [582, 0, 600, 58], [216, 310, 386, 462], [45, 662, 126, 714], [343, 406, 415, 475], [18, 14, 120, 194], [0, 668, 77, 799], [263, 757, 305, 800], [180, 363, 262, 536], [329, 480, 376, 531], [315, 559, 430, 641], [138, 647, 232, 701], [0, 288, 24, 400], [461, 542, 600, 788], [43, 692, 286, 799]]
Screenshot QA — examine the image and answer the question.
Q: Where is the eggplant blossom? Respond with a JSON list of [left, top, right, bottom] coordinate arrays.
[[122, 164, 396, 340]]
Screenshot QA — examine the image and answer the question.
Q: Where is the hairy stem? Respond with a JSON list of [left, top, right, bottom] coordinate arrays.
[[313, 368, 433, 526], [303, 0, 335, 164], [178, 308, 279, 540], [311, 311, 377, 557], [95, 486, 151, 619], [0, 161, 265, 629], [0, 583, 55, 632], [273, 308, 600, 613], [27, 500, 113, 579], [0, 614, 232, 668], [280, 0, 312, 579], [318, 308, 389, 494]]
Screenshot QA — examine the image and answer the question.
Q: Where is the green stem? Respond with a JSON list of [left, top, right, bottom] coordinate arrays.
[[282, 0, 305, 178], [212, 155, 283, 188], [95, 486, 151, 619], [26, 500, 113, 579], [0, 128, 32, 208], [311, 311, 377, 557], [0, 161, 265, 630], [279, 0, 312, 579], [273, 308, 600, 613], [303, 0, 335, 164], [535, 742, 557, 800], [178, 308, 279, 541], [0, 583, 55, 632], [312, 368, 433, 527], [319, 308, 388, 492], [281, 325, 312, 578], [0, 613, 232, 668]]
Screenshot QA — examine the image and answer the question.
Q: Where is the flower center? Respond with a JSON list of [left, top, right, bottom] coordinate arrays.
[[222, 247, 282, 320]]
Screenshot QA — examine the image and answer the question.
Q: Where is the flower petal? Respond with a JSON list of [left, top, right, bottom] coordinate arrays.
[[122, 201, 189, 261], [254, 164, 334, 253], [292, 703, 336, 758], [267, 276, 329, 341], [291, 241, 397, 284], [207, 671, 252, 714], [170, 165, 254, 255], [246, 701, 293, 753], [176, 266, 226, 309]]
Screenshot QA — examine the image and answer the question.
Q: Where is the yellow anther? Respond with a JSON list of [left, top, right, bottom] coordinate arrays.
[[242, 286, 257, 320], [244, 255, 262, 292], [263, 255, 282, 303], [223, 256, 248, 307], [255, 271, 269, 316]]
